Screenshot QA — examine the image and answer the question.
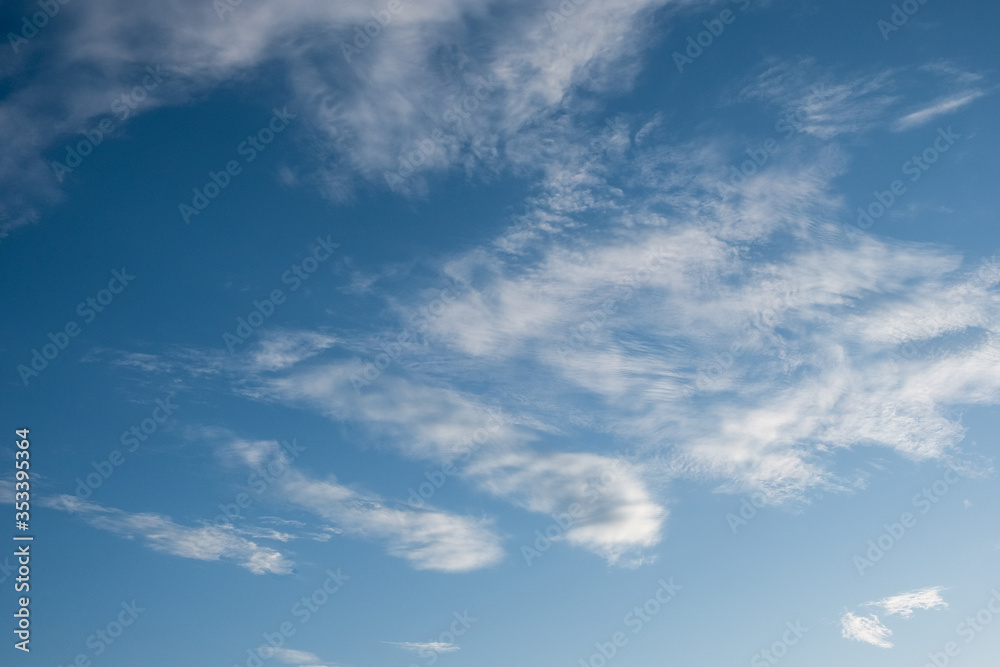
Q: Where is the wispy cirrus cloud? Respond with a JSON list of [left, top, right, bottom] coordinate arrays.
[[43, 495, 294, 574], [256, 365, 668, 566], [249, 330, 338, 372], [258, 646, 339, 666], [736, 58, 899, 138], [383, 641, 460, 654], [894, 91, 985, 131], [112, 112, 1000, 567], [867, 586, 949, 618], [0, 0, 678, 232], [77, 23, 997, 571], [215, 435, 505, 572], [737, 58, 986, 138]]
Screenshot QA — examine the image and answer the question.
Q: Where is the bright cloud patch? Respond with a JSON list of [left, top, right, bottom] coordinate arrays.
[[868, 587, 949, 618], [467, 449, 664, 565], [841, 612, 893, 649]]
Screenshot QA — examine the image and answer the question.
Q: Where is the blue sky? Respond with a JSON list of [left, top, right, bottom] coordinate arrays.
[[2, 0, 1000, 665]]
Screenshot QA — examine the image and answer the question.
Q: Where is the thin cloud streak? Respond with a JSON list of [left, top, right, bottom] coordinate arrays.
[[894, 91, 984, 131], [43, 495, 294, 574]]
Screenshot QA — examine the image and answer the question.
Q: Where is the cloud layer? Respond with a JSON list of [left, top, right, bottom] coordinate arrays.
[[0, 0, 676, 229], [26, 0, 994, 575]]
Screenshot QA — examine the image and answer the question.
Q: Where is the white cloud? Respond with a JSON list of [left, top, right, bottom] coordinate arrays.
[[250, 330, 338, 371], [221, 436, 289, 468], [280, 470, 504, 572], [67, 15, 999, 567], [868, 587, 948, 618], [841, 587, 948, 649], [263, 367, 524, 462], [893, 91, 985, 131], [466, 450, 664, 566], [384, 641, 460, 654], [841, 612, 893, 649], [258, 366, 668, 565], [104, 106, 1000, 570], [205, 128, 1000, 561], [214, 435, 505, 572], [738, 59, 986, 139], [388, 197, 997, 501], [44, 495, 293, 574], [94, 330, 338, 386], [738, 59, 899, 138], [428, 227, 732, 358], [258, 647, 331, 665], [0, 0, 678, 232]]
